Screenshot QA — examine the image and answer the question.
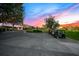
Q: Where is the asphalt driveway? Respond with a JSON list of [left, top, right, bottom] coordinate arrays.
[[0, 31, 79, 56]]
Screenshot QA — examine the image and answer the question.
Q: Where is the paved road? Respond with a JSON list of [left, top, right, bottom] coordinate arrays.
[[0, 31, 79, 56]]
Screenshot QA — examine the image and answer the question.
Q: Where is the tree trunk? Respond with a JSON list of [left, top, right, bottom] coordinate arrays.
[[48, 28, 52, 35], [12, 23, 15, 31]]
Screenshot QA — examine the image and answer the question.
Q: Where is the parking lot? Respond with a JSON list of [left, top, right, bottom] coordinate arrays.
[[0, 31, 79, 56]]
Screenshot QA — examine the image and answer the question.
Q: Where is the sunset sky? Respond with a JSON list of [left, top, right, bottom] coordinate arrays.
[[23, 3, 79, 27]]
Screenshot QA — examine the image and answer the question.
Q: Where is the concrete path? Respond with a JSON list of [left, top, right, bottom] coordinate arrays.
[[0, 31, 79, 56]]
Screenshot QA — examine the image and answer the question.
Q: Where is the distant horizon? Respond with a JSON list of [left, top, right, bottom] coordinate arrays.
[[23, 3, 79, 27]]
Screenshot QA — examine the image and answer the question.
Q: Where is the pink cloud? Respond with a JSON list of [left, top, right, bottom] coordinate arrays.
[[33, 17, 45, 28], [55, 4, 79, 19]]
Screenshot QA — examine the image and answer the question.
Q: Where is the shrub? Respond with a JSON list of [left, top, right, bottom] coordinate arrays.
[[33, 29, 42, 32]]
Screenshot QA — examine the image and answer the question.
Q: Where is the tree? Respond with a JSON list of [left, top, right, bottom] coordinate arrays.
[[45, 16, 59, 33], [0, 3, 23, 30]]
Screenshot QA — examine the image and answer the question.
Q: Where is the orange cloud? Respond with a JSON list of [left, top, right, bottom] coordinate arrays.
[[60, 20, 79, 27]]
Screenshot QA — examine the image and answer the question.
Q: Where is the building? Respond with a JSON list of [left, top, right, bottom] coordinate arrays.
[[0, 23, 23, 31]]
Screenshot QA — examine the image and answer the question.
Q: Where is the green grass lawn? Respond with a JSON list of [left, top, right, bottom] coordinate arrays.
[[25, 27, 79, 40], [25, 28, 48, 33], [65, 30, 79, 40]]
